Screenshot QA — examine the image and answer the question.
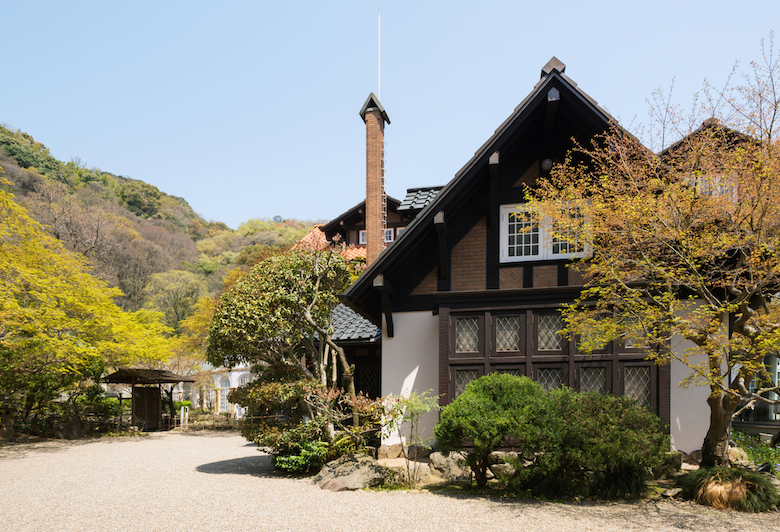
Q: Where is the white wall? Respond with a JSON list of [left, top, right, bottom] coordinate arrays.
[[381, 310, 439, 446], [669, 335, 716, 454]]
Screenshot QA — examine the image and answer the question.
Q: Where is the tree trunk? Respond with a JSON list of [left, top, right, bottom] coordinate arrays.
[[700, 391, 739, 467]]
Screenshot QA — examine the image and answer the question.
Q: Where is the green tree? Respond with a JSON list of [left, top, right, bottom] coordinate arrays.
[[0, 174, 171, 430], [532, 39, 780, 467], [143, 270, 207, 333]]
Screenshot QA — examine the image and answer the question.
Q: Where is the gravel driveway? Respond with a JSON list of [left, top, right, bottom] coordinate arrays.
[[0, 431, 775, 532]]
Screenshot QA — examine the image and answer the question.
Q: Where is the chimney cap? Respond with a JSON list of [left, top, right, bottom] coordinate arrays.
[[359, 92, 391, 124], [541, 56, 566, 79]]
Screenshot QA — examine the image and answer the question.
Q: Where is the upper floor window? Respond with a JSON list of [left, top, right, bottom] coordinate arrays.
[[384, 228, 395, 243], [499, 204, 588, 263], [359, 230, 367, 245]]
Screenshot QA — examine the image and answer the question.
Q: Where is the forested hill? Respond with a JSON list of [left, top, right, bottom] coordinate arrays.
[[0, 123, 314, 321]]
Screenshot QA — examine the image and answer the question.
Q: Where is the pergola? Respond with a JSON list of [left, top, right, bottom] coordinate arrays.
[[104, 369, 195, 430]]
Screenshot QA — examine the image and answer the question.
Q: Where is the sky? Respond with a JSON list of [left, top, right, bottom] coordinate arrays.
[[2, 1, 777, 229]]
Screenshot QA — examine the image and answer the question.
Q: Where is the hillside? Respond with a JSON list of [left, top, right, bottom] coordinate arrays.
[[0, 124, 315, 320]]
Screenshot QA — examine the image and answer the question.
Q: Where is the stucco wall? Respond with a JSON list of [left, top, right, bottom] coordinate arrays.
[[381, 311, 439, 445], [669, 335, 717, 454]]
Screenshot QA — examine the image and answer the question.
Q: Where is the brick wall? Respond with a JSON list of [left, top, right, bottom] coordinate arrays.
[[499, 267, 525, 289], [365, 109, 385, 266], [451, 217, 486, 291], [533, 264, 557, 287], [411, 267, 438, 295]]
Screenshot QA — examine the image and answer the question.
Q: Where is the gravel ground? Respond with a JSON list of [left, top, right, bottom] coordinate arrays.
[[0, 431, 776, 532]]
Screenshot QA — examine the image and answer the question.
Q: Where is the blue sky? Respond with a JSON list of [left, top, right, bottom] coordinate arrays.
[[2, 1, 777, 228]]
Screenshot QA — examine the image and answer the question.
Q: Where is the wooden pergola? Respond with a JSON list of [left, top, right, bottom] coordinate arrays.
[[104, 369, 195, 430]]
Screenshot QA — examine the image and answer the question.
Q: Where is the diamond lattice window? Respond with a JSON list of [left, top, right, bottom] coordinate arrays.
[[538, 314, 563, 351], [625, 366, 651, 407], [580, 367, 606, 394], [455, 369, 479, 397], [537, 368, 562, 392], [496, 316, 521, 351], [455, 318, 480, 353]]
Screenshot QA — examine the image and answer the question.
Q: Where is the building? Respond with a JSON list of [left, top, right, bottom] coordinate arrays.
[[342, 57, 719, 453]]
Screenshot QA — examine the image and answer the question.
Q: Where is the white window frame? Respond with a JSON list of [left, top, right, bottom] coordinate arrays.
[[500, 203, 589, 263], [396, 226, 406, 237], [358, 230, 367, 245], [383, 228, 395, 243]]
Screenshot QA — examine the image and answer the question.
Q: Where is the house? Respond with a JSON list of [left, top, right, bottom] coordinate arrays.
[[341, 57, 716, 454]]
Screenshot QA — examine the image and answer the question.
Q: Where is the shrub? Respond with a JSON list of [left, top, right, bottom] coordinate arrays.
[[732, 430, 780, 476], [510, 388, 669, 499], [435, 374, 550, 487], [677, 467, 779, 512]]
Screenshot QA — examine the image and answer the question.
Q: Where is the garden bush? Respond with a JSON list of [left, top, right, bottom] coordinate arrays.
[[435, 373, 550, 487], [434, 374, 670, 499], [509, 387, 669, 499], [677, 467, 779, 512]]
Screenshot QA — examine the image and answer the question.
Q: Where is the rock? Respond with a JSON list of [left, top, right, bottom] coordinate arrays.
[[429, 451, 472, 482], [50, 415, 83, 440], [313, 453, 388, 491], [661, 488, 682, 499], [489, 463, 514, 478], [489, 451, 518, 464], [653, 451, 684, 479], [378, 443, 403, 460], [729, 447, 749, 463], [396, 462, 431, 485], [686, 449, 702, 465]]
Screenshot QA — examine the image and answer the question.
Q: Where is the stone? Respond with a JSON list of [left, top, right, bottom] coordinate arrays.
[[686, 449, 702, 465], [313, 453, 388, 491], [378, 443, 403, 460], [50, 415, 83, 440], [489, 463, 514, 478], [653, 451, 684, 479], [396, 462, 431, 485], [489, 451, 518, 464], [729, 447, 749, 463], [661, 488, 682, 499], [429, 451, 472, 482]]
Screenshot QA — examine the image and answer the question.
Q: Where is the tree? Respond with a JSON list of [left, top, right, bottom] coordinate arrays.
[[532, 38, 780, 467], [143, 270, 207, 333], [206, 247, 363, 440], [0, 174, 172, 429]]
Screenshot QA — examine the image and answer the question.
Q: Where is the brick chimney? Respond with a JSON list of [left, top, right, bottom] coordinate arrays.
[[359, 93, 390, 266]]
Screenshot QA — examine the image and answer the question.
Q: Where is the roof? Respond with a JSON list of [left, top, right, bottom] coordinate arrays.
[[359, 92, 390, 124], [342, 58, 619, 324], [319, 195, 403, 237], [104, 368, 196, 384], [398, 186, 443, 214], [330, 303, 381, 343]]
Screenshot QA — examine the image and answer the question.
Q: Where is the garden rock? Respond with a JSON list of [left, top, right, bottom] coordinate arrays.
[[729, 446, 749, 463], [662, 488, 682, 499], [313, 453, 388, 491], [50, 415, 83, 440], [429, 451, 471, 482], [378, 443, 403, 459]]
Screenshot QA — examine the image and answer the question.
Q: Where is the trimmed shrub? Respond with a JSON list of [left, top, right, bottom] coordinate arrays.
[[510, 387, 669, 499], [435, 374, 550, 487], [677, 467, 779, 512]]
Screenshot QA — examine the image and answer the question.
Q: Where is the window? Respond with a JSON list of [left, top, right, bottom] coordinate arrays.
[[359, 230, 367, 245], [624, 366, 651, 407], [537, 313, 564, 351], [219, 376, 230, 413], [396, 226, 406, 237], [500, 204, 589, 263], [384, 228, 395, 243]]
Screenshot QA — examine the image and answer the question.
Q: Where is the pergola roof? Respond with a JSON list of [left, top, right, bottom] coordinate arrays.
[[104, 368, 196, 385]]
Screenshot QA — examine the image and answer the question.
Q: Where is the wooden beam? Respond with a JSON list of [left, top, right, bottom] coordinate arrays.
[[489, 151, 499, 228], [434, 211, 448, 279], [373, 274, 395, 338], [543, 87, 560, 135]]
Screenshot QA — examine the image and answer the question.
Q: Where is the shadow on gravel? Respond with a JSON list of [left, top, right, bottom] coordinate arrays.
[[196, 455, 275, 477]]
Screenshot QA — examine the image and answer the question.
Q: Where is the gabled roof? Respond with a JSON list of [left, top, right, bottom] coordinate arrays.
[[104, 368, 196, 384], [398, 186, 443, 214], [320, 196, 403, 237], [342, 59, 618, 324]]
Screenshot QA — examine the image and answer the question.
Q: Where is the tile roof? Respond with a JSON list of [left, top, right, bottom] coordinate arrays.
[[330, 303, 381, 343], [398, 186, 443, 213]]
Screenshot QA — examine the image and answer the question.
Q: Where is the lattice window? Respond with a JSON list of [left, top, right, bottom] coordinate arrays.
[[456, 318, 480, 353], [624, 366, 651, 407], [506, 210, 540, 258], [538, 314, 563, 351], [358, 366, 380, 397], [455, 369, 479, 397], [537, 368, 562, 392], [496, 316, 521, 351], [581, 367, 606, 394]]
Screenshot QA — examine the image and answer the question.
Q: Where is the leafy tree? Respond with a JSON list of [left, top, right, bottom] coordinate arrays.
[[0, 175, 171, 429], [143, 270, 207, 332], [120, 180, 162, 218], [532, 38, 780, 467]]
